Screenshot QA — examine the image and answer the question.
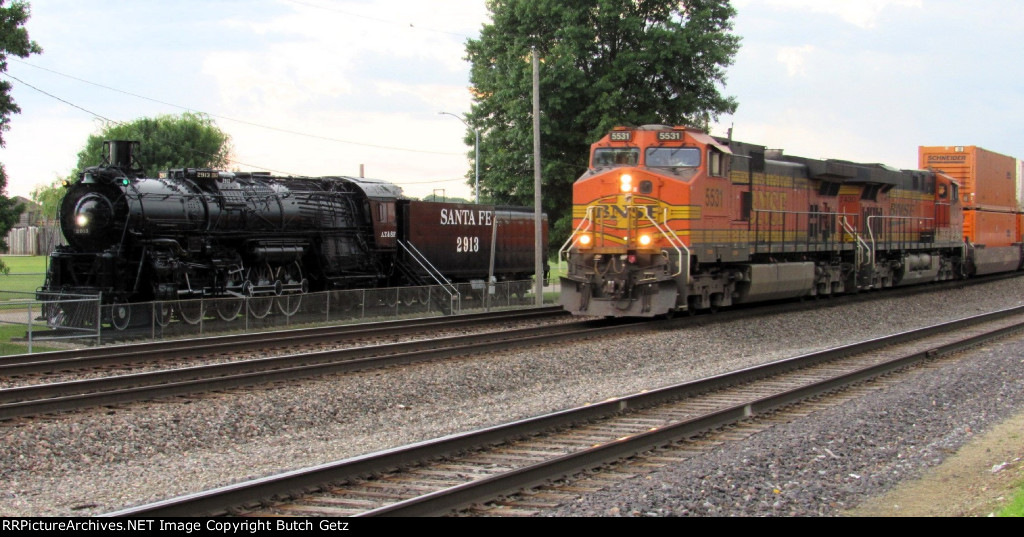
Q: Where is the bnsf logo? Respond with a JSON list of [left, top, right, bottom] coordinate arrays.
[[594, 205, 659, 218]]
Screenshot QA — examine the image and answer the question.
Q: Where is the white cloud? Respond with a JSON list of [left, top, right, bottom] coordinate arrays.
[[776, 45, 815, 77]]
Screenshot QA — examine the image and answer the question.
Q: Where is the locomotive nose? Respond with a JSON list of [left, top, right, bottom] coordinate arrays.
[[74, 194, 114, 230]]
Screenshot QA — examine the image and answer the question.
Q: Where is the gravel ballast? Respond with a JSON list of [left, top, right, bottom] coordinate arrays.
[[2, 278, 1024, 516], [552, 332, 1024, 516]]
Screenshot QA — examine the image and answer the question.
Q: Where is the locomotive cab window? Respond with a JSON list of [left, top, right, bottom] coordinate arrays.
[[376, 202, 395, 223], [645, 147, 700, 168], [593, 148, 639, 168], [707, 148, 726, 177]]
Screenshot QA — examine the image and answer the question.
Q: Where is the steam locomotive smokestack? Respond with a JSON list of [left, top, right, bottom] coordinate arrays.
[[103, 140, 142, 173]]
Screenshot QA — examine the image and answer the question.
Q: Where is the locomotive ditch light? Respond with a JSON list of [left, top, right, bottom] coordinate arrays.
[[638, 234, 652, 246], [578, 234, 593, 247]]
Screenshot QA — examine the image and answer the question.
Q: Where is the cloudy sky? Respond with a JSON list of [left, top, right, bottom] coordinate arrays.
[[1, 0, 1023, 201]]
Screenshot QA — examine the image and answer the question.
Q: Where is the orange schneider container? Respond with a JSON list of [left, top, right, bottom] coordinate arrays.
[[919, 146, 1018, 211], [962, 209, 1017, 247]]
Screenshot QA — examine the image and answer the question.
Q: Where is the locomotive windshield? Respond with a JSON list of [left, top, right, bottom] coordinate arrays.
[[593, 147, 639, 167], [645, 147, 701, 168]]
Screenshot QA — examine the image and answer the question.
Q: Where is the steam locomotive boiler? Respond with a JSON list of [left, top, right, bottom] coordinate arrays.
[[42, 141, 547, 329]]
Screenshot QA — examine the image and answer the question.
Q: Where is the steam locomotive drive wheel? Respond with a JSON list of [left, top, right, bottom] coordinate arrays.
[[154, 302, 173, 327], [216, 270, 245, 321], [176, 300, 206, 325], [248, 297, 273, 319], [275, 262, 304, 316], [216, 299, 243, 322], [247, 263, 275, 319]]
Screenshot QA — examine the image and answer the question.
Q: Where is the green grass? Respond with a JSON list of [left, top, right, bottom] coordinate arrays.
[[0, 256, 47, 295], [0, 256, 57, 354], [0, 255, 47, 273], [0, 322, 61, 355], [998, 482, 1024, 517]]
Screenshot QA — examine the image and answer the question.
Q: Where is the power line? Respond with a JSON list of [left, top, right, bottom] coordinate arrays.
[[1, 72, 299, 175], [1, 72, 115, 124], [10, 59, 465, 156], [2, 71, 479, 191]]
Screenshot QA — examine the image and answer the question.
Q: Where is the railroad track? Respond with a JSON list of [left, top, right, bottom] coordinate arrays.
[[0, 306, 566, 377], [0, 309, 643, 421], [101, 304, 1024, 517], [1, 276, 1015, 422]]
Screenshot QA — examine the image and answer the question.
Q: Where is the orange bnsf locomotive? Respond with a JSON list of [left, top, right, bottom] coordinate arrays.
[[560, 125, 1022, 317]]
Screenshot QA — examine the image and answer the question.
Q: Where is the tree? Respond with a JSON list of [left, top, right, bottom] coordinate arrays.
[[69, 112, 232, 179], [465, 0, 740, 247], [0, 1, 41, 270], [30, 178, 61, 222], [0, 163, 22, 264], [0, 0, 41, 147]]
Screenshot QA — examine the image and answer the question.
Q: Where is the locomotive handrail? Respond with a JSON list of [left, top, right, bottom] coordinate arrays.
[[644, 210, 688, 281], [751, 208, 858, 249], [866, 215, 935, 266], [397, 240, 459, 311], [557, 205, 597, 266], [840, 216, 871, 268]]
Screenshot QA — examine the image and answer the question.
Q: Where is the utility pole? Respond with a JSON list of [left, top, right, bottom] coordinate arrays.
[[532, 47, 543, 306]]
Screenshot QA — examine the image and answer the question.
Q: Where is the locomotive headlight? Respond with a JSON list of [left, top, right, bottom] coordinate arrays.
[[620, 173, 633, 193], [72, 194, 114, 231], [638, 234, 652, 246]]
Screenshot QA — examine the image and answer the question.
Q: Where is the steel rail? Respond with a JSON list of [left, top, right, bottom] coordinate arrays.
[[102, 304, 1024, 517], [0, 315, 646, 421]]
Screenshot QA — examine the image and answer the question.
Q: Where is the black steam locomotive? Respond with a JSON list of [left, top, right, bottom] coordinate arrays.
[[42, 141, 548, 329]]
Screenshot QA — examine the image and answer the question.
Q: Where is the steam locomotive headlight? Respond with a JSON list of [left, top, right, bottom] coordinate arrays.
[[72, 194, 113, 231], [638, 234, 652, 246], [620, 173, 633, 192]]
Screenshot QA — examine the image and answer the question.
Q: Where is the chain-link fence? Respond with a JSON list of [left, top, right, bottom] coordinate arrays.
[[0, 291, 100, 353], [3, 279, 554, 352]]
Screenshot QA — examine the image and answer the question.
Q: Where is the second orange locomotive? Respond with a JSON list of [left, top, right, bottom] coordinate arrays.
[[560, 125, 1018, 317]]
